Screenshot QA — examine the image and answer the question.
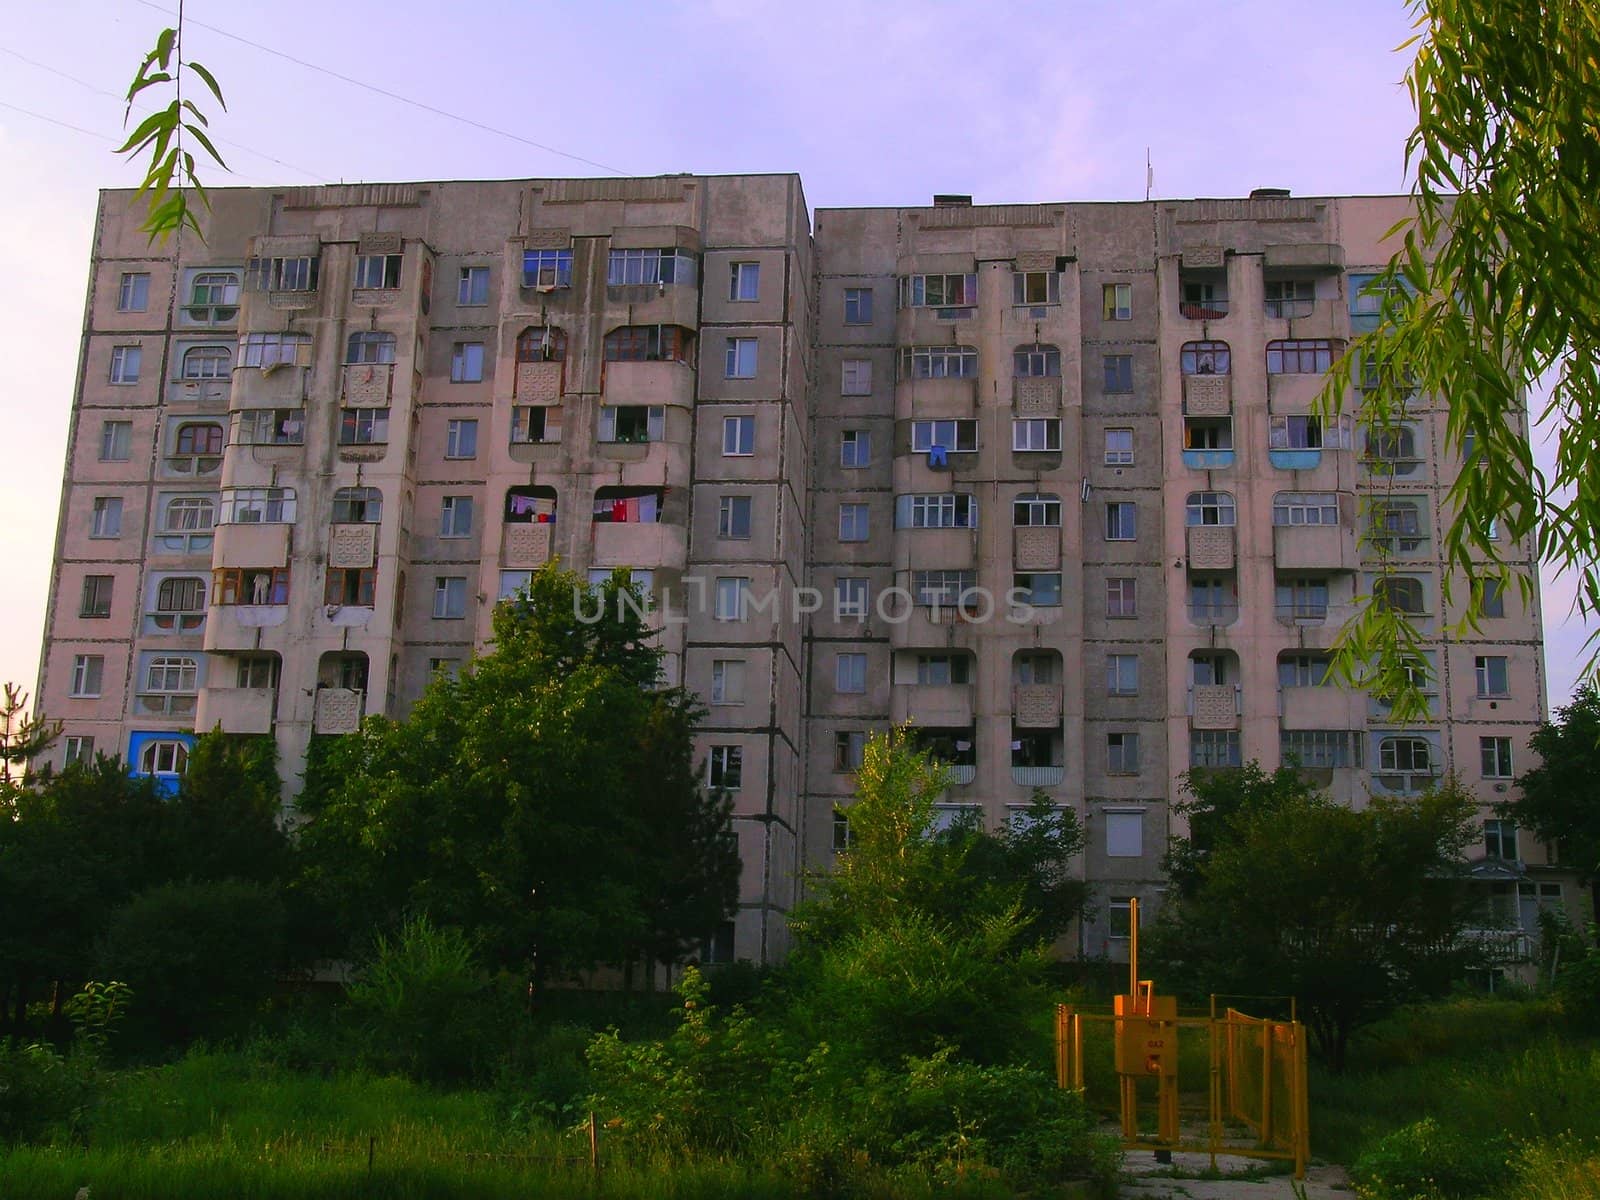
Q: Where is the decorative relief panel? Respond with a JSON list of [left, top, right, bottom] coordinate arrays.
[[358, 232, 402, 254], [1014, 527, 1060, 571], [525, 227, 573, 248], [342, 363, 393, 406], [328, 523, 377, 569], [503, 524, 552, 569], [515, 361, 563, 402], [1013, 685, 1063, 729], [1187, 526, 1236, 570], [1014, 377, 1061, 414], [313, 688, 363, 734], [1182, 244, 1225, 269], [1183, 374, 1232, 415], [1191, 685, 1239, 730], [1013, 250, 1057, 272]]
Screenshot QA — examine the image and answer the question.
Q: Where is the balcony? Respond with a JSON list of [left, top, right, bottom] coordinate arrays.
[[1013, 377, 1061, 414], [899, 527, 977, 572], [601, 359, 695, 409], [231, 363, 307, 408], [1273, 523, 1357, 572], [328, 523, 377, 569], [1264, 297, 1316, 320], [1013, 527, 1060, 571], [163, 453, 223, 479], [943, 764, 977, 786], [1188, 601, 1240, 627], [1280, 686, 1365, 729], [342, 362, 394, 405], [1275, 601, 1329, 625], [1012, 765, 1064, 788], [891, 684, 974, 727], [1179, 298, 1230, 320], [894, 375, 976, 419], [1463, 928, 1534, 963], [515, 359, 565, 403], [194, 685, 275, 734], [1013, 684, 1063, 728], [591, 521, 688, 570], [214, 522, 291, 569], [166, 378, 230, 407], [1182, 374, 1231, 416], [1182, 449, 1236, 471], [134, 692, 197, 718], [1189, 685, 1240, 729], [1269, 448, 1323, 471], [313, 687, 364, 734], [1186, 526, 1235, 570], [503, 523, 553, 569]]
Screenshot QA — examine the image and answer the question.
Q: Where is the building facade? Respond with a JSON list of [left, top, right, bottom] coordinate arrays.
[[36, 177, 1575, 967]]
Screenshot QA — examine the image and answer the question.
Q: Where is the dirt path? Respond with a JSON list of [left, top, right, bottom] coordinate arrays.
[[1119, 1149, 1354, 1200]]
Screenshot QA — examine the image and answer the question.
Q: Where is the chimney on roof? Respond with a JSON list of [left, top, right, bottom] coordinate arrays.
[[1250, 187, 1291, 199], [933, 194, 972, 208]]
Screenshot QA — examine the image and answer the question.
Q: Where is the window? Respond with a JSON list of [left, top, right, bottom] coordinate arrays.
[[1479, 578, 1506, 619], [1278, 654, 1330, 687], [181, 345, 231, 380], [1189, 578, 1235, 622], [1263, 278, 1315, 318], [246, 255, 318, 292], [912, 569, 978, 608], [836, 577, 868, 619], [899, 493, 978, 529], [1105, 502, 1137, 541], [220, 487, 296, 524], [162, 496, 215, 534], [346, 331, 396, 364], [1013, 493, 1061, 527], [1102, 283, 1132, 320], [234, 409, 305, 446], [1364, 425, 1419, 473], [426, 658, 461, 681], [64, 736, 95, 766], [1107, 733, 1140, 775], [836, 653, 867, 694], [708, 745, 743, 791], [1107, 654, 1139, 696], [835, 731, 867, 772], [457, 265, 490, 306], [1474, 655, 1510, 697], [1107, 428, 1132, 467], [440, 495, 474, 538], [1013, 418, 1062, 452], [1180, 341, 1231, 375], [1013, 343, 1061, 377], [840, 429, 871, 468], [1106, 577, 1137, 618], [140, 740, 189, 777], [499, 570, 533, 600], [1266, 339, 1338, 374], [606, 248, 696, 286], [446, 419, 478, 459], [80, 575, 113, 618], [711, 659, 745, 705], [212, 567, 289, 606], [432, 576, 468, 619], [722, 415, 755, 456], [153, 576, 206, 627], [70, 655, 104, 697], [1103, 354, 1133, 392], [914, 654, 971, 685], [719, 495, 753, 540], [1373, 576, 1426, 615], [325, 566, 377, 607], [1012, 572, 1062, 606], [1191, 730, 1243, 768], [1108, 896, 1137, 938], [1379, 736, 1434, 774], [899, 272, 977, 309], [729, 261, 760, 301], [598, 405, 664, 444], [1185, 491, 1236, 526], [339, 408, 390, 445], [724, 337, 758, 379], [844, 287, 873, 324], [1276, 578, 1330, 621], [117, 272, 150, 312], [1105, 810, 1143, 857], [353, 253, 402, 290], [1370, 500, 1427, 551], [1481, 736, 1515, 779], [109, 345, 141, 384], [170, 425, 223, 462], [1282, 730, 1357, 769], [511, 406, 561, 445], [1484, 819, 1519, 861], [1013, 270, 1060, 305], [91, 497, 123, 538], [899, 345, 978, 379], [145, 654, 198, 693], [187, 271, 240, 322], [239, 331, 310, 368], [1272, 492, 1339, 525], [99, 420, 132, 461], [450, 342, 485, 383], [910, 419, 978, 454], [1270, 414, 1327, 450], [714, 577, 749, 621], [838, 502, 869, 542], [602, 324, 685, 362], [1013, 652, 1056, 685], [521, 248, 573, 288], [841, 359, 872, 395]]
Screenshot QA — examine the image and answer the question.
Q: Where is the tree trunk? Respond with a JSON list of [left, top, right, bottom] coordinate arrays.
[[622, 958, 634, 994]]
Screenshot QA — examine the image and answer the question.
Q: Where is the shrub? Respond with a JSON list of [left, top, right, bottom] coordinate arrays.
[[94, 878, 286, 1046], [1555, 928, 1600, 1029], [0, 1042, 96, 1144], [1352, 1117, 1511, 1200]]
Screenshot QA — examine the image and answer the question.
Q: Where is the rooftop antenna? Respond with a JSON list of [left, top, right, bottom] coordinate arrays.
[[1145, 149, 1153, 202]]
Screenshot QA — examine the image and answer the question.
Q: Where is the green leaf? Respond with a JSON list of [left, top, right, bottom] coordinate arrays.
[[183, 122, 227, 171], [188, 60, 226, 109]]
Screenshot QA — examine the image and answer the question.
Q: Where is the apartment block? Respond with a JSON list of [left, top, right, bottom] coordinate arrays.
[[37, 177, 1579, 969]]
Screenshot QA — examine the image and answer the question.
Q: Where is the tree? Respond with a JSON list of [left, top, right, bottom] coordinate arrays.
[[0, 684, 59, 805], [1506, 684, 1600, 924], [295, 563, 739, 989], [1325, 2, 1600, 712], [1149, 765, 1484, 1070], [168, 731, 288, 886]]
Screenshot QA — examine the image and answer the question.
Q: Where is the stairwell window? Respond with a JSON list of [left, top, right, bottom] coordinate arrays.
[[109, 346, 142, 384], [722, 415, 755, 456], [729, 261, 760, 301], [451, 342, 485, 383], [725, 337, 758, 379]]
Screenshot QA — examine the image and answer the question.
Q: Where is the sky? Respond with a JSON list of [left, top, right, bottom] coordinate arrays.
[[0, 0, 1589, 712]]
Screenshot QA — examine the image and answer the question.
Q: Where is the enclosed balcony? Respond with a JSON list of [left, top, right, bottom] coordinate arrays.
[[1182, 417, 1234, 471], [195, 684, 276, 734], [912, 727, 977, 787], [503, 486, 557, 568], [1011, 728, 1064, 788], [1012, 649, 1063, 730], [891, 651, 975, 726]]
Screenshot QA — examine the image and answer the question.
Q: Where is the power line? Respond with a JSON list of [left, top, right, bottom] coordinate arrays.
[[0, 45, 327, 181], [132, 0, 630, 176]]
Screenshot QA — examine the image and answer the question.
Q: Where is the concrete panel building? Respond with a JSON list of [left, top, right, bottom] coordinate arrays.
[[36, 176, 1577, 969]]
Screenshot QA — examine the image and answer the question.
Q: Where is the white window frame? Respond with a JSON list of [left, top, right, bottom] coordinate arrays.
[[1013, 418, 1062, 452], [841, 359, 872, 395], [457, 265, 490, 306], [725, 337, 758, 379], [838, 503, 869, 543], [109, 345, 142, 384], [711, 659, 744, 706], [718, 495, 753, 540], [910, 419, 978, 454], [450, 341, 485, 383], [440, 495, 474, 539], [722, 415, 755, 456], [433, 576, 468, 619], [91, 496, 123, 539], [70, 654, 104, 698], [714, 576, 750, 621], [445, 418, 478, 459], [729, 261, 760, 301], [1105, 809, 1143, 857], [840, 429, 870, 468], [835, 652, 868, 694], [118, 272, 150, 312]]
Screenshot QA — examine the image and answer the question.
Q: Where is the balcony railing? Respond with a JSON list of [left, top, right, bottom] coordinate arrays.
[[1264, 298, 1316, 319], [1179, 299, 1230, 320], [943, 764, 977, 785], [1463, 928, 1534, 962], [1011, 765, 1064, 787], [1188, 601, 1239, 625], [1275, 602, 1329, 624]]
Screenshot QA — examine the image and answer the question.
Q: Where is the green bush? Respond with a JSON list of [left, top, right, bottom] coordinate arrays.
[[94, 878, 287, 1046], [1556, 928, 1600, 1029], [348, 916, 500, 1084], [0, 1042, 96, 1144], [1352, 1117, 1510, 1200]]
